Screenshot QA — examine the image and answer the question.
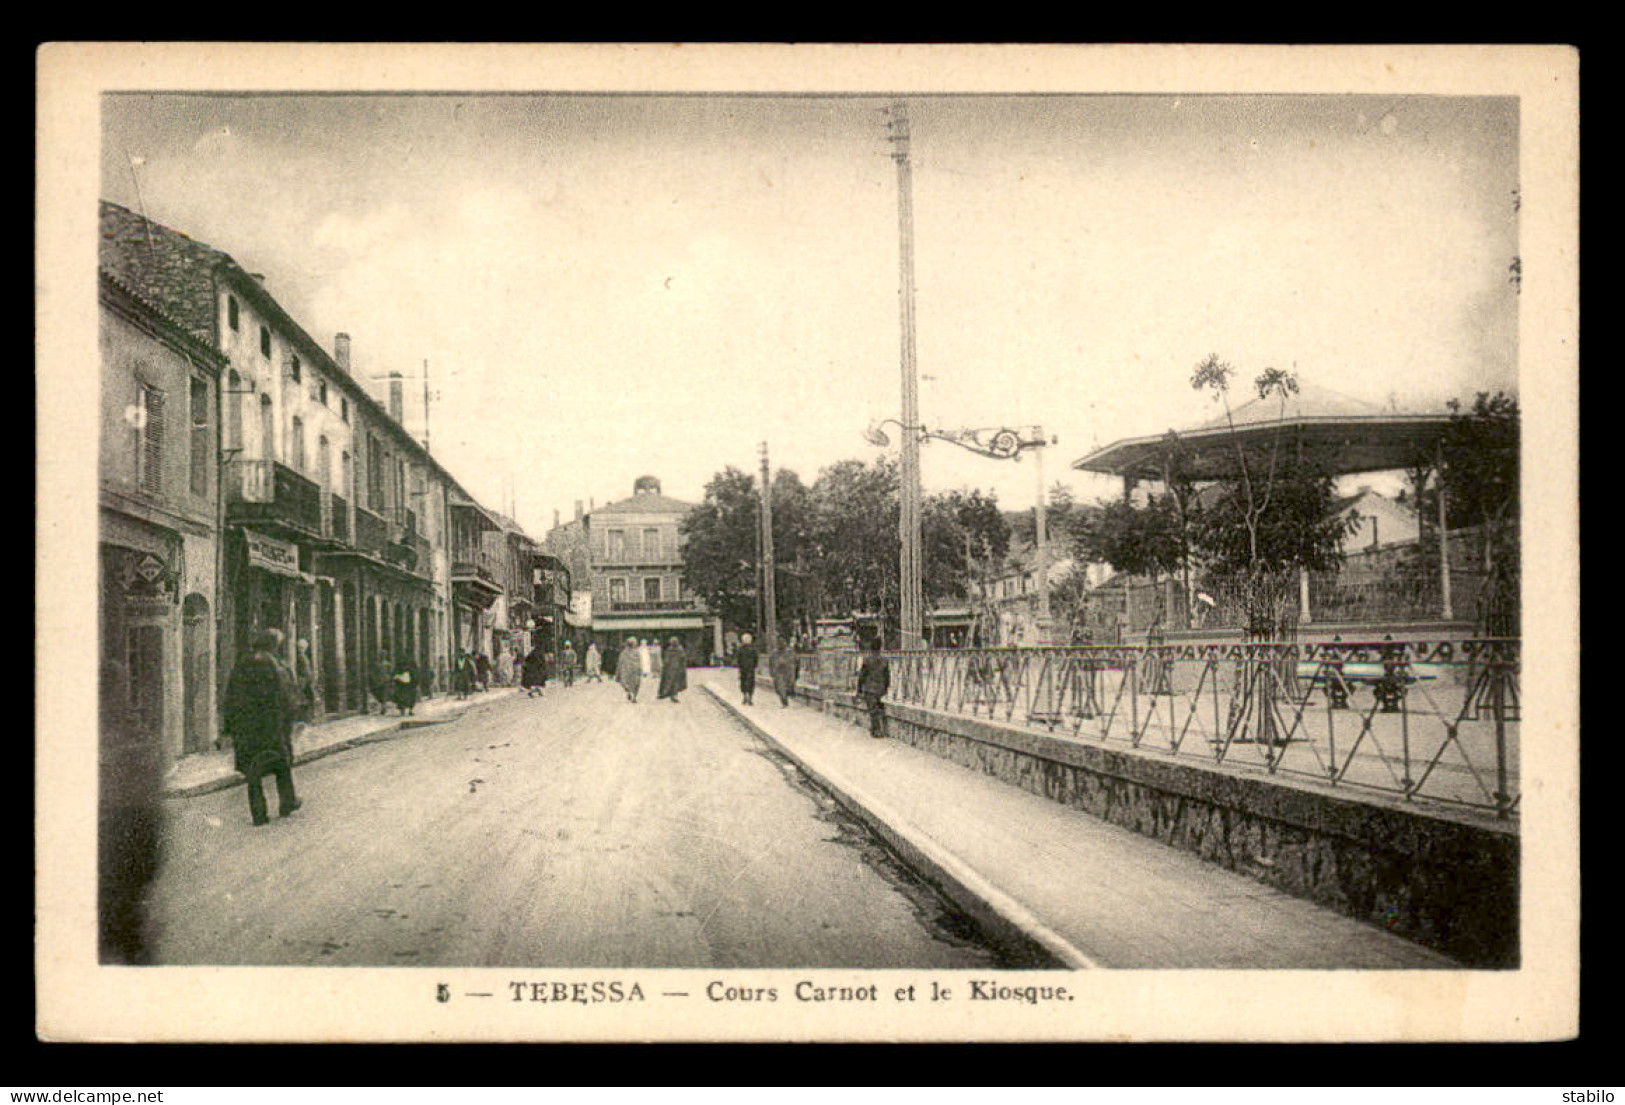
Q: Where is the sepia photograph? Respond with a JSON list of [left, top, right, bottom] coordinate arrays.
[[37, 43, 1579, 1043]]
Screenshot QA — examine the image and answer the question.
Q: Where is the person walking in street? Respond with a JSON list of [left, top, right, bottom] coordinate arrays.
[[372, 652, 394, 715], [475, 651, 492, 692], [293, 637, 317, 734], [522, 643, 547, 697], [658, 636, 688, 703], [735, 632, 760, 705], [857, 635, 891, 739], [392, 654, 418, 717], [222, 629, 302, 826], [585, 641, 602, 682], [561, 641, 578, 688], [616, 636, 644, 702], [601, 639, 620, 682], [453, 651, 476, 701], [769, 640, 799, 708]]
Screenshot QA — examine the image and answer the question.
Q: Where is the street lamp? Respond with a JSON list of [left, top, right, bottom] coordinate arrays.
[[864, 420, 1059, 646]]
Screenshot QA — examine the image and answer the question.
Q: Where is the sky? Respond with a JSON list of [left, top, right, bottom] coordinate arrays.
[[101, 93, 1519, 537]]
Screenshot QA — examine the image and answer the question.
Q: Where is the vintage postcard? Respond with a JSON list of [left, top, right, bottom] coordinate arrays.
[[36, 42, 1579, 1043]]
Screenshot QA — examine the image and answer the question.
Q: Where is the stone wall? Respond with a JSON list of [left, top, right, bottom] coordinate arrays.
[[800, 684, 1518, 968]]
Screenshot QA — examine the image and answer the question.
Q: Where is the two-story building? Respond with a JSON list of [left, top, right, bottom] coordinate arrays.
[[582, 476, 721, 662], [98, 268, 228, 766]]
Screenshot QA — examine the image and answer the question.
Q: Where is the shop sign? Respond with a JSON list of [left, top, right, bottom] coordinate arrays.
[[245, 529, 303, 579]]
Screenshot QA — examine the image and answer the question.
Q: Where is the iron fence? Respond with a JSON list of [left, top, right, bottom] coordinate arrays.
[[798, 640, 1519, 819]]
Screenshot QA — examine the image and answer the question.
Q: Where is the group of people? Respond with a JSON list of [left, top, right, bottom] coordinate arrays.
[[611, 636, 688, 703], [731, 633, 802, 709]]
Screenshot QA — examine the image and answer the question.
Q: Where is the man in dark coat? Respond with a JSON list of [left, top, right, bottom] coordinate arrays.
[[223, 629, 302, 826], [522, 644, 547, 697], [769, 642, 800, 708], [735, 632, 760, 705], [657, 637, 688, 703], [857, 636, 891, 738]]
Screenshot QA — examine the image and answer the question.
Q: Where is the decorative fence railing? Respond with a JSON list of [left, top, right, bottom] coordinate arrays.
[[796, 640, 1519, 820]]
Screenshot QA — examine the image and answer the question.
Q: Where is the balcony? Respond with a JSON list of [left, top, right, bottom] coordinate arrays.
[[227, 459, 322, 536], [354, 506, 390, 557], [452, 547, 503, 591]]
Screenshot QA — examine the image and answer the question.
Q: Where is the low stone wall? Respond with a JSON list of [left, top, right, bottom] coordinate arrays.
[[793, 680, 1519, 968]]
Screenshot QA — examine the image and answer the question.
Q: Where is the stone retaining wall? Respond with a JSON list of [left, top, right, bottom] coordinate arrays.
[[795, 681, 1518, 968]]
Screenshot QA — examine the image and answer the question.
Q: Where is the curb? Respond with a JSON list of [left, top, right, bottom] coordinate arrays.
[[700, 684, 1097, 970], [161, 690, 519, 800]]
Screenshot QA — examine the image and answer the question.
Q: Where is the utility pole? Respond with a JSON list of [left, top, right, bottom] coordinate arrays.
[[760, 442, 778, 652], [889, 100, 924, 651], [422, 359, 431, 453], [1033, 430, 1052, 644]]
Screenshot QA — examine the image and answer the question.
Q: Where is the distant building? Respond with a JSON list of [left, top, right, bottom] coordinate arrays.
[[581, 476, 722, 660]]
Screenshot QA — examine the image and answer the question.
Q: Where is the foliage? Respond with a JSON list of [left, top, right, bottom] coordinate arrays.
[[1072, 494, 1187, 580], [679, 467, 763, 632], [1441, 391, 1519, 539], [1188, 443, 1355, 574]]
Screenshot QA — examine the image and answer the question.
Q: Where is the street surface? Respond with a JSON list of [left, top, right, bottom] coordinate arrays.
[[149, 680, 999, 968]]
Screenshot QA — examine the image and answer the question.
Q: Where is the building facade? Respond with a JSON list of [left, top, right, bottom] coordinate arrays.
[[98, 270, 228, 767], [581, 476, 721, 661]]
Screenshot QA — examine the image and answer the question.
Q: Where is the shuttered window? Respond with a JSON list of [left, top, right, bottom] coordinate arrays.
[[135, 384, 164, 496], [189, 376, 209, 497]]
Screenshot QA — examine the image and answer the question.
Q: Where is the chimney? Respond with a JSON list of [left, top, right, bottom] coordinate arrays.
[[574, 500, 584, 522], [249, 273, 265, 284], [334, 333, 351, 371], [388, 371, 405, 424], [553, 509, 561, 530]]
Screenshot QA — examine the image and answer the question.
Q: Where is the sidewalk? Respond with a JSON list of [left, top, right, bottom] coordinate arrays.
[[163, 686, 522, 799], [696, 670, 1457, 969]]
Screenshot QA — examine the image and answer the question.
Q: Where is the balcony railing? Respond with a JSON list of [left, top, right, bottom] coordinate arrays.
[[227, 459, 322, 535], [452, 548, 502, 587], [798, 639, 1520, 820], [354, 506, 389, 557]]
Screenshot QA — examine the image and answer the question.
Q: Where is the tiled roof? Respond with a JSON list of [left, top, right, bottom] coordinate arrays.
[[99, 200, 232, 342], [591, 491, 696, 516]]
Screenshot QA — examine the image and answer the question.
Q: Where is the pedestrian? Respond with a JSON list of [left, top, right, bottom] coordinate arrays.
[[616, 636, 643, 702], [857, 635, 891, 738], [561, 641, 577, 688], [475, 651, 492, 692], [392, 654, 418, 716], [522, 643, 547, 697], [293, 637, 317, 731], [453, 651, 476, 700], [658, 636, 688, 703], [584, 641, 602, 682], [222, 629, 302, 826], [769, 641, 799, 708], [736, 632, 760, 705], [373, 652, 395, 715], [600, 639, 620, 681]]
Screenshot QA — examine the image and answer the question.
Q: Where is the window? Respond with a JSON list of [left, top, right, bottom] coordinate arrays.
[[260, 326, 271, 359], [290, 417, 305, 473], [225, 370, 243, 452], [341, 396, 349, 423], [643, 528, 660, 561], [259, 395, 275, 461], [609, 578, 626, 605], [289, 355, 301, 382], [644, 577, 662, 603], [341, 450, 352, 501], [367, 435, 385, 511], [608, 529, 626, 561], [133, 383, 164, 495], [227, 296, 239, 331], [318, 380, 328, 406], [189, 376, 209, 497]]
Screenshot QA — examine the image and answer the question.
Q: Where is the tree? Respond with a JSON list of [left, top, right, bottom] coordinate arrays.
[[679, 467, 763, 633], [922, 488, 1010, 604], [807, 457, 901, 634], [1441, 391, 1519, 568]]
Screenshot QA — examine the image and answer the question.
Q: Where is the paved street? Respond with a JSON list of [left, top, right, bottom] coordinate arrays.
[[148, 680, 999, 969]]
